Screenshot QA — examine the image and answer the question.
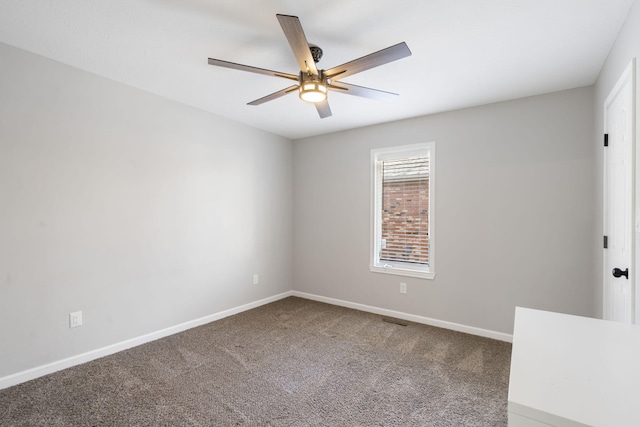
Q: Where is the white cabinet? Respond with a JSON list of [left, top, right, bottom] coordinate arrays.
[[508, 307, 640, 427]]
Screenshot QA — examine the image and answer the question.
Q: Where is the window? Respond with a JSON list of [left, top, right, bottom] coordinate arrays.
[[370, 142, 435, 279]]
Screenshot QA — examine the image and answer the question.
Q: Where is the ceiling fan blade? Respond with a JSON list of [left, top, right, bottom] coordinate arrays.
[[247, 85, 299, 106], [315, 99, 332, 119], [276, 14, 319, 75], [324, 42, 411, 80], [328, 81, 398, 102], [208, 58, 298, 81]]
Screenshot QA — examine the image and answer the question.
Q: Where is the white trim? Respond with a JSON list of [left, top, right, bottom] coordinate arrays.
[[0, 291, 293, 390], [1, 289, 512, 390], [292, 291, 512, 343], [369, 265, 436, 279]]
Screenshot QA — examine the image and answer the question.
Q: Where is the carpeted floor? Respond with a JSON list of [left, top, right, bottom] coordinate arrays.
[[0, 297, 512, 426]]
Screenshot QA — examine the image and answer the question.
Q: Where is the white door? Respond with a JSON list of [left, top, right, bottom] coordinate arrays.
[[604, 60, 635, 324]]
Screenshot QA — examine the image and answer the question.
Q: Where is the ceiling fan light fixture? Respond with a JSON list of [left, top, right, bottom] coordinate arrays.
[[208, 14, 412, 118], [299, 73, 327, 103]]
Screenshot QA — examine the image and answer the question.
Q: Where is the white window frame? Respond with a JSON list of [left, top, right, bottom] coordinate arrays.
[[370, 142, 435, 279]]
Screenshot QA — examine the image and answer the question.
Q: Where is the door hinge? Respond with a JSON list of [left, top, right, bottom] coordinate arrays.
[[604, 235, 608, 249], [604, 133, 609, 147]]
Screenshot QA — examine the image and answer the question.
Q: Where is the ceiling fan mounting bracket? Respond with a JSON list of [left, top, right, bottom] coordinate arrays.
[[309, 44, 323, 63]]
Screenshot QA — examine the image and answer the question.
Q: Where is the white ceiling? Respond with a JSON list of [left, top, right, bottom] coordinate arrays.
[[0, 0, 634, 139]]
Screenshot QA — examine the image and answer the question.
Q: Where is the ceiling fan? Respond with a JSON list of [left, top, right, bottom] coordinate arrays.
[[207, 14, 412, 119]]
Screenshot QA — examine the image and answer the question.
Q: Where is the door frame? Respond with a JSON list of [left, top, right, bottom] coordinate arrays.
[[603, 58, 636, 323]]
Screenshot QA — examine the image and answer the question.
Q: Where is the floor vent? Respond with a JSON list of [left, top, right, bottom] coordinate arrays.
[[382, 318, 408, 327]]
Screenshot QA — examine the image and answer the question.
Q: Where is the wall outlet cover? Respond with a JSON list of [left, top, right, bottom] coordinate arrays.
[[69, 311, 82, 328]]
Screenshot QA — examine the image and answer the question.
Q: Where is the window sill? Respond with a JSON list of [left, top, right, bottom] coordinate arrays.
[[369, 265, 436, 280]]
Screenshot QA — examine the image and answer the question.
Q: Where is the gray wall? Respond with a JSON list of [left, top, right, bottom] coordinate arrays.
[[593, 0, 640, 319], [0, 42, 293, 378], [2, 16, 617, 378], [293, 87, 595, 335]]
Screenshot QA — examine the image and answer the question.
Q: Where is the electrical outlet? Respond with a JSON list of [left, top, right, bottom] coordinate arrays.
[[69, 311, 82, 328], [400, 282, 407, 294], [253, 274, 259, 285]]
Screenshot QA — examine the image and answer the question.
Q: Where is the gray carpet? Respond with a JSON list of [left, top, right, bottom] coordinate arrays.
[[0, 297, 512, 426]]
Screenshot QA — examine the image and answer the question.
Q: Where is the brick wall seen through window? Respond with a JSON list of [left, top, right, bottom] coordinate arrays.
[[380, 177, 429, 264]]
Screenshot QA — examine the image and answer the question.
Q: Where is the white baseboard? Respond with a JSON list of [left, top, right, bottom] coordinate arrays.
[[1, 289, 511, 390], [292, 291, 513, 343], [0, 291, 294, 390]]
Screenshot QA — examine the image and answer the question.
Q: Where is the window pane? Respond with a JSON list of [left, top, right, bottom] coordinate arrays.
[[380, 156, 429, 265]]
